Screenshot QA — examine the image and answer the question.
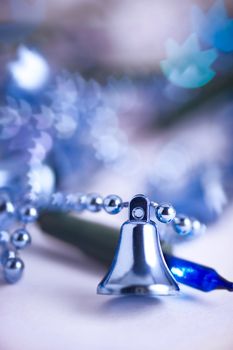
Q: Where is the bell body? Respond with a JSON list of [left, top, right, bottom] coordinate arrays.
[[97, 195, 179, 296]]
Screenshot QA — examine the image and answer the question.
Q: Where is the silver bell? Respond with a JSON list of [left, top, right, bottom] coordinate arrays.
[[97, 194, 179, 296]]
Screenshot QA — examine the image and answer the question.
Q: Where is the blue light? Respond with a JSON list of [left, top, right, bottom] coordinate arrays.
[[166, 255, 233, 292], [160, 34, 217, 88], [192, 0, 233, 52], [171, 267, 185, 278], [8, 46, 50, 92]]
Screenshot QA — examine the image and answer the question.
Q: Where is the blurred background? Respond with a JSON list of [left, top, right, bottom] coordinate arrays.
[[0, 1, 233, 349], [1, 0, 233, 225]]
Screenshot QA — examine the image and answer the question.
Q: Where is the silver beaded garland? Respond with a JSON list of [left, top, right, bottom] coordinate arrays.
[[156, 204, 176, 223], [11, 228, 31, 250], [86, 193, 103, 212], [0, 187, 206, 285], [103, 195, 122, 214]]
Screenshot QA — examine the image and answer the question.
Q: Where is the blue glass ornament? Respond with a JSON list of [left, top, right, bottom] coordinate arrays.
[[166, 255, 233, 292]]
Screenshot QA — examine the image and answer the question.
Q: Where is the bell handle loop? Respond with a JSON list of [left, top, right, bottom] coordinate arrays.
[[129, 194, 150, 222]]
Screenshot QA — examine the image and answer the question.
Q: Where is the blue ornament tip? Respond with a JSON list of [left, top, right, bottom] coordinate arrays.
[[166, 254, 233, 292]]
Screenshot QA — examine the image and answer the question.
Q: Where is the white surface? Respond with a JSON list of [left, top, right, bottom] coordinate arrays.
[[0, 209, 233, 350]]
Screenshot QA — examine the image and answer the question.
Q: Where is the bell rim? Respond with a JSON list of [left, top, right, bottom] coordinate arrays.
[[97, 283, 180, 297]]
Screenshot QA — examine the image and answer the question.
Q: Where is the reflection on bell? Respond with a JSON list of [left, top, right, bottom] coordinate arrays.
[[97, 195, 180, 296]]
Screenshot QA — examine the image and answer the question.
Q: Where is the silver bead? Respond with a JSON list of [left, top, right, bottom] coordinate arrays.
[[3, 257, 24, 284], [0, 230, 10, 245], [86, 193, 103, 212], [103, 195, 123, 215], [191, 219, 206, 236], [173, 215, 192, 235], [156, 204, 176, 223], [11, 228, 31, 250], [19, 204, 38, 223]]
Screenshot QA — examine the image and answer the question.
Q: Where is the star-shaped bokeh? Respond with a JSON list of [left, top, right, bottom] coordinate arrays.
[[160, 34, 217, 89]]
